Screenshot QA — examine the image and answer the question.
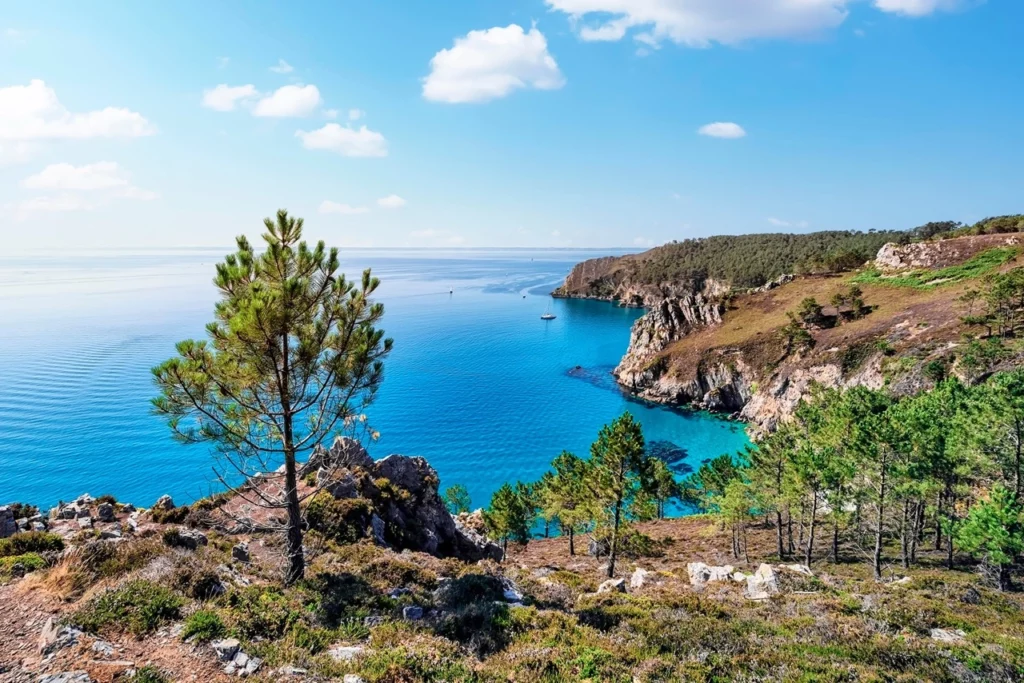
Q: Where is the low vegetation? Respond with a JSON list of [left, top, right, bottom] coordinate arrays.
[[854, 246, 1019, 288]]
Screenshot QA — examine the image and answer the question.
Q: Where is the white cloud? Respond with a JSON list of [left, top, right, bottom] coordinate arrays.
[[874, 0, 970, 16], [698, 122, 746, 139], [296, 124, 388, 157], [348, 108, 365, 121], [16, 162, 157, 219], [547, 0, 851, 46], [0, 80, 155, 141], [201, 84, 258, 112], [270, 59, 294, 74], [423, 24, 565, 104], [319, 200, 369, 215], [767, 217, 809, 229], [323, 108, 339, 119], [253, 84, 321, 117], [377, 194, 407, 209]]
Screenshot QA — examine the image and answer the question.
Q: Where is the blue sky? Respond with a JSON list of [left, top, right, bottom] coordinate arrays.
[[1, 0, 1021, 250]]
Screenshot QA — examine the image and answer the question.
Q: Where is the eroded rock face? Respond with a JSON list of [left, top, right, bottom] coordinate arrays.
[[875, 234, 1023, 272], [307, 436, 374, 473], [367, 455, 502, 563]]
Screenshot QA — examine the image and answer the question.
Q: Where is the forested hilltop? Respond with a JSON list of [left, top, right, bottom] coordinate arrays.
[[554, 216, 1024, 433]]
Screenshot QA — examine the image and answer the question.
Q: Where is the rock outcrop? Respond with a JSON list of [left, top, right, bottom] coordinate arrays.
[[875, 233, 1022, 272]]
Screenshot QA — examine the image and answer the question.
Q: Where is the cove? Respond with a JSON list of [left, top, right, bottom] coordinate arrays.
[[0, 248, 751, 509]]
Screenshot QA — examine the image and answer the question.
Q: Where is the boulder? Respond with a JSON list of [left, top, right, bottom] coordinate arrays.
[[153, 494, 175, 511], [369, 455, 502, 562], [961, 587, 982, 605], [75, 506, 90, 519], [97, 503, 115, 522], [39, 617, 82, 655], [630, 568, 651, 591], [76, 494, 94, 505], [77, 517, 93, 530], [597, 578, 627, 594], [782, 564, 814, 577], [307, 436, 374, 473], [402, 605, 424, 620], [687, 562, 735, 586], [745, 564, 779, 600], [99, 529, 122, 540], [0, 506, 16, 538], [588, 538, 610, 557], [212, 638, 241, 661], [91, 640, 115, 657], [170, 528, 208, 550]]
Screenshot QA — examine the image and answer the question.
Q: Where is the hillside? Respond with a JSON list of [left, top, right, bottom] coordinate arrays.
[[556, 227, 1024, 433]]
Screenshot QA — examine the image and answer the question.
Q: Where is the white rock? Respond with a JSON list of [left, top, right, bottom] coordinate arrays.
[[687, 562, 735, 586], [597, 578, 627, 594], [344, 676, 367, 683], [212, 638, 241, 661], [328, 645, 365, 661], [930, 628, 966, 643], [630, 568, 651, 590], [783, 563, 814, 577], [745, 563, 779, 600]]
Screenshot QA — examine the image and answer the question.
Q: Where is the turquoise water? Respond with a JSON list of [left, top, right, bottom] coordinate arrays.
[[0, 249, 750, 510]]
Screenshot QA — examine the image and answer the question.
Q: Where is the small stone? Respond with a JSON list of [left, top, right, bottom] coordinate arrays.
[[77, 516, 93, 530], [121, 503, 136, 513], [99, 529, 122, 540], [388, 587, 411, 598], [782, 563, 814, 577], [37, 673, 93, 683], [597, 578, 627, 594], [233, 651, 249, 668], [745, 564, 779, 600], [232, 542, 250, 563], [243, 656, 262, 676], [154, 494, 175, 511], [91, 640, 115, 657], [344, 676, 367, 683], [39, 617, 82, 655], [212, 638, 241, 661], [687, 562, 735, 586], [76, 493, 94, 505], [328, 645, 365, 662], [75, 506, 91, 519], [276, 666, 308, 677], [402, 605, 424, 620], [32, 521, 47, 532]]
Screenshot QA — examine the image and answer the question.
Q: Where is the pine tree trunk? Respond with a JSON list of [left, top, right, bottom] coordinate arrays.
[[873, 450, 888, 581], [831, 518, 839, 563], [787, 508, 795, 555], [281, 337, 305, 586], [935, 489, 943, 551], [568, 526, 575, 557], [608, 501, 621, 578], [776, 509, 785, 560], [900, 499, 910, 570], [805, 490, 817, 568]]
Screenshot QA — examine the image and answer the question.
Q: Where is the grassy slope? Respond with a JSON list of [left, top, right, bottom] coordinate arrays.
[[654, 246, 1023, 387]]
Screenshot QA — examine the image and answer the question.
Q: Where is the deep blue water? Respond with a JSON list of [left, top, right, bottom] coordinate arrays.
[[0, 248, 750, 510]]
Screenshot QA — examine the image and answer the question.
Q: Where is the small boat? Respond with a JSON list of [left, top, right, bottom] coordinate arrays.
[[541, 313, 556, 320]]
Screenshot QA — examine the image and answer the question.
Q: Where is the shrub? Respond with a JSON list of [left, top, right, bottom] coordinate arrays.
[[150, 505, 190, 524], [226, 585, 303, 639], [129, 666, 170, 683], [181, 609, 226, 643], [74, 580, 184, 635], [96, 494, 118, 506], [0, 531, 64, 557], [435, 601, 513, 656], [285, 621, 334, 655], [435, 572, 505, 607], [6, 502, 38, 519], [306, 494, 372, 545], [170, 555, 224, 600], [0, 552, 47, 580]]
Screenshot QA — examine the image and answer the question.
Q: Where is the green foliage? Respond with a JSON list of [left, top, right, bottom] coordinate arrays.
[[484, 482, 535, 556], [683, 454, 742, 512], [225, 584, 304, 639], [150, 505, 190, 524], [957, 485, 1024, 590], [625, 230, 905, 289], [0, 531, 63, 557], [152, 210, 393, 583], [854, 247, 1019, 289], [128, 666, 170, 683], [181, 609, 226, 643], [73, 580, 184, 636], [5, 502, 37, 519], [306, 494, 372, 545], [442, 484, 472, 515], [0, 552, 46, 580]]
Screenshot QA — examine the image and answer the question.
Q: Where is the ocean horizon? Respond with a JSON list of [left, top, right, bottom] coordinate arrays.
[[0, 247, 750, 510]]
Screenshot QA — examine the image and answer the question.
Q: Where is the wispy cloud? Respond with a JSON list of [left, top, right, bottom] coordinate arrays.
[[767, 217, 809, 229], [296, 124, 388, 157], [377, 194, 407, 209], [698, 122, 746, 139], [269, 59, 294, 74]]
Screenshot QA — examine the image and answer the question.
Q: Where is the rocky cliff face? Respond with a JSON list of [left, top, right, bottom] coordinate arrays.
[[553, 254, 729, 307], [875, 233, 1023, 272]]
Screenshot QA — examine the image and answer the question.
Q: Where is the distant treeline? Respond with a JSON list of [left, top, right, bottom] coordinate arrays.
[[624, 214, 1024, 290]]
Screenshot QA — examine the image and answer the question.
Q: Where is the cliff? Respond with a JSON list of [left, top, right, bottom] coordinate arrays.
[[559, 233, 1024, 434]]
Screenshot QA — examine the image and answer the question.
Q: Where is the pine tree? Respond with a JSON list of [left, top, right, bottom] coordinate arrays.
[[957, 485, 1024, 591], [484, 482, 533, 561], [443, 484, 472, 515], [541, 451, 591, 556], [587, 413, 647, 578], [152, 210, 391, 584]]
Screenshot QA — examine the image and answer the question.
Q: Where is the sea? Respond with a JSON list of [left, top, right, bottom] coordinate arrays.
[[0, 248, 750, 511]]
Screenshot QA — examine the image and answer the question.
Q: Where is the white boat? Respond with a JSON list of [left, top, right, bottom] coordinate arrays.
[[541, 313, 556, 320]]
